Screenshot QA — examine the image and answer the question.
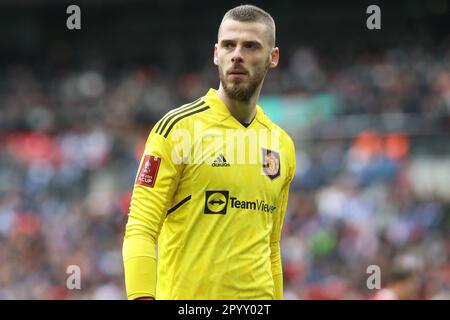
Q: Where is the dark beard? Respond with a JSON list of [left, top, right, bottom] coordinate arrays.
[[219, 64, 268, 102]]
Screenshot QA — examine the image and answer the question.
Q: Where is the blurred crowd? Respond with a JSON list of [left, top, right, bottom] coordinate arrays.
[[282, 131, 450, 299], [0, 42, 450, 299]]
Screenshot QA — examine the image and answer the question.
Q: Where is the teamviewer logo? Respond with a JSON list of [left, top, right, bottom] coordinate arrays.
[[204, 191, 229, 214]]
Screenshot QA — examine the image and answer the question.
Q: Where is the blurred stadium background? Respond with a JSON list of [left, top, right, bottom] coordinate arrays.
[[0, 0, 449, 299]]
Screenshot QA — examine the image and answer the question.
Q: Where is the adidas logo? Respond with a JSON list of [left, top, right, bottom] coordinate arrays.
[[211, 154, 231, 167]]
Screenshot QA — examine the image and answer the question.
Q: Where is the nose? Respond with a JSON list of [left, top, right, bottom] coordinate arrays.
[[231, 45, 244, 63]]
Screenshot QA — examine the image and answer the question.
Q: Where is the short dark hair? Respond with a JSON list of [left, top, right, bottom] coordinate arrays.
[[219, 4, 276, 48]]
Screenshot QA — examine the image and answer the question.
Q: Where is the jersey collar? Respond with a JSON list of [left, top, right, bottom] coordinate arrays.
[[203, 88, 266, 128]]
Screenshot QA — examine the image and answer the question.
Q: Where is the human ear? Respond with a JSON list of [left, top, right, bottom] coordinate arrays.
[[269, 47, 279, 68], [214, 43, 219, 66]]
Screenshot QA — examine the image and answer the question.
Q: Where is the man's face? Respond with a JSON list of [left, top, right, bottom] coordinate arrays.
[[214, 19, 279, 101]]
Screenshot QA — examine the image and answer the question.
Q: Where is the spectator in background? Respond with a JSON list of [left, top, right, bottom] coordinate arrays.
[[372, 269, 420, 300]]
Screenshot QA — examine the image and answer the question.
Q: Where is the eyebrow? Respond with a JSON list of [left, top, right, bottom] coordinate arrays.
[[220, 39, 235, 45]]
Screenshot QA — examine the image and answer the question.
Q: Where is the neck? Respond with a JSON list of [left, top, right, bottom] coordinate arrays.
[[217, 83, 262, 124]]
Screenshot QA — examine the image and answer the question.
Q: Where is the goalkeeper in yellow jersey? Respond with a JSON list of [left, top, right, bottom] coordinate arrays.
[[122, 4, 296, 300]]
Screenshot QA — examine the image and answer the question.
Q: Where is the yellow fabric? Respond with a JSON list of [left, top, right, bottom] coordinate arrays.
[[273, 273, 284, 300], [123, 89, 296, 299]]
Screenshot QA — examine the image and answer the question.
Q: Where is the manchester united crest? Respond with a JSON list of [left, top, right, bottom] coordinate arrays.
[[262, 148, 280, 180]]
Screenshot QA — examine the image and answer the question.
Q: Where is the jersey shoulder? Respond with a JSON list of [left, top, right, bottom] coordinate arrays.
[[151, 97, 213, 139], [257, 107, 295, 152]]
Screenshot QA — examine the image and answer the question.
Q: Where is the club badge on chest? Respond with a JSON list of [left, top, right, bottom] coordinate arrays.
[[261, 148, 280, 180]]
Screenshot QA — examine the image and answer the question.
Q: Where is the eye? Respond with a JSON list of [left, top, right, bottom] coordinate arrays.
[[244, 42, 261, 50], [222, 41, 235, 49]]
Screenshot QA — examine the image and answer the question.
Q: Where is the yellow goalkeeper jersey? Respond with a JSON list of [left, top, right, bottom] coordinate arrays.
[[122, 88, 296, 300]]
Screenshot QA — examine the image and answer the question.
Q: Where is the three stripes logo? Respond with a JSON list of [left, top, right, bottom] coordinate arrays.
[[155, 99, 210, 138], [211, 154, 230, 167]]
